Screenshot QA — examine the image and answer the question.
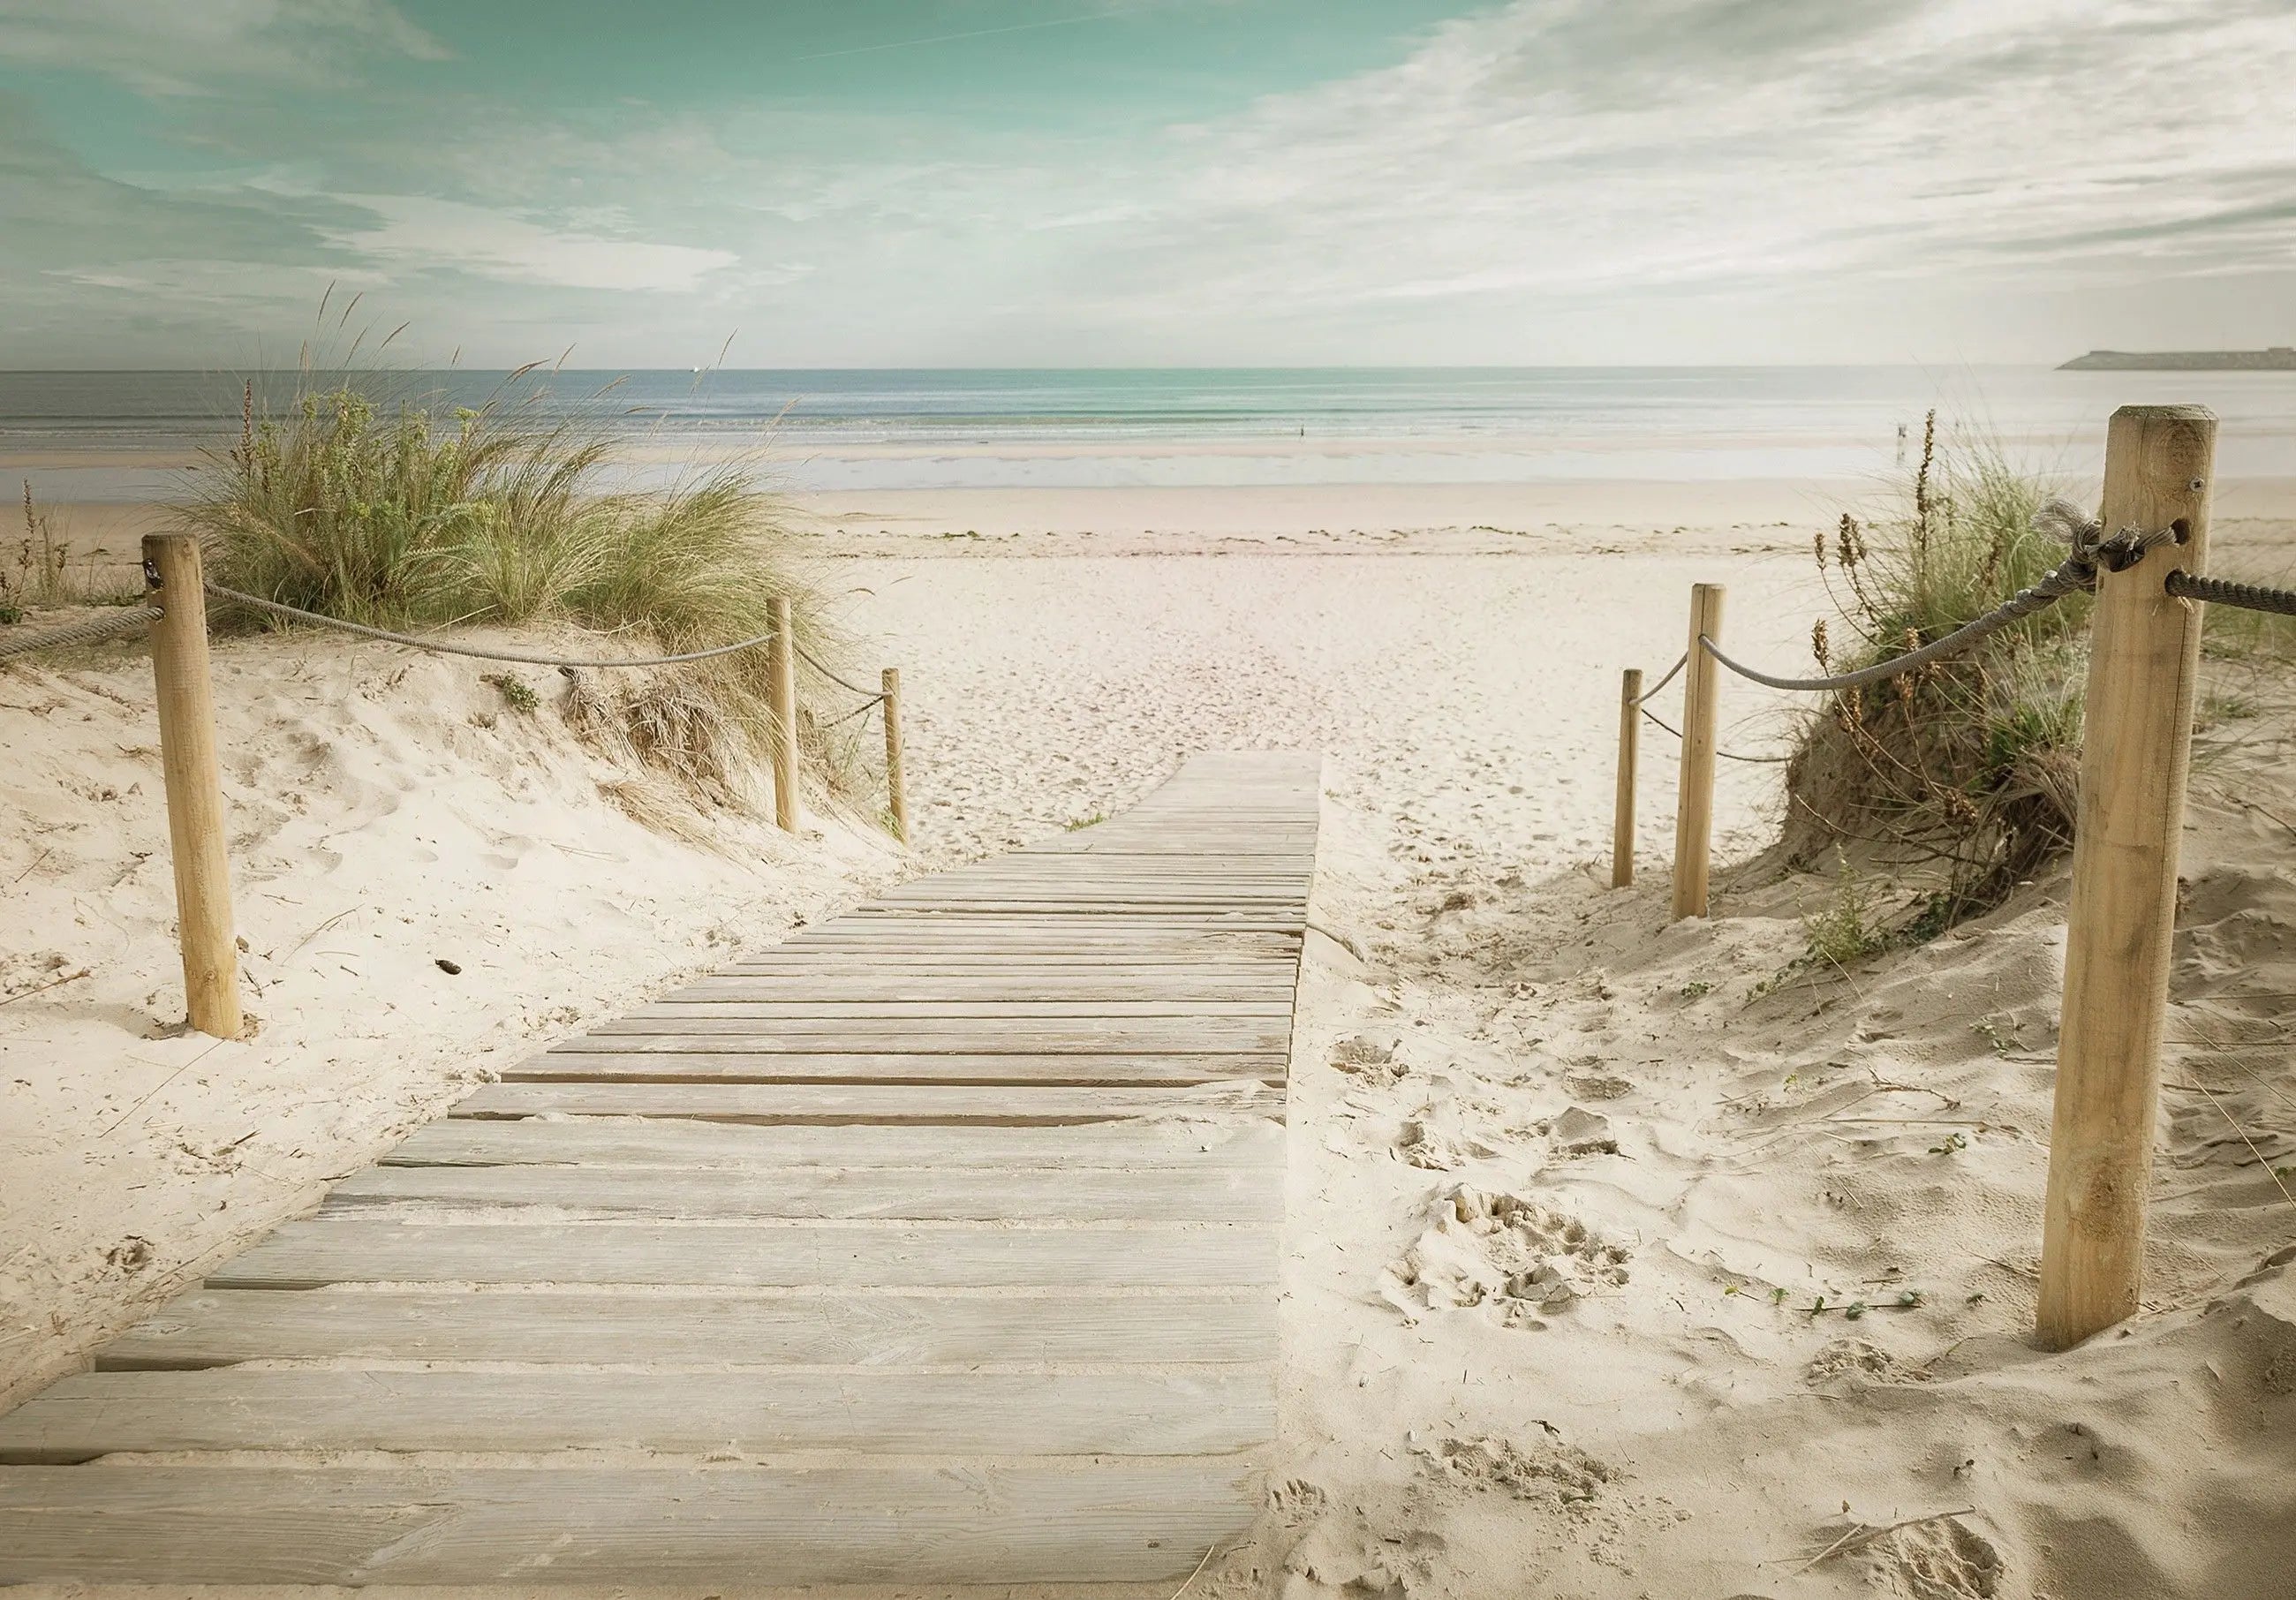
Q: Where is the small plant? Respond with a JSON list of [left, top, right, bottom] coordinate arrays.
[[1970, 1017, 2017, 1056], [1065, 811, 1106, 831], [482, 672, 540, 713], [1929, 1132, 1969, 1156], [13, 479, 93, 609], [1801, 850, 1886, 970], [1680, 980, 1713, 999]]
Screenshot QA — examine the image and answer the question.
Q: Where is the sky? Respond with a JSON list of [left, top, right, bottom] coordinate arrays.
[[0, 0, 2291, 368]]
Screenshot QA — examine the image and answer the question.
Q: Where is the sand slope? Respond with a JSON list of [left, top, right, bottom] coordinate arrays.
[[1, 633, 899, 1410]]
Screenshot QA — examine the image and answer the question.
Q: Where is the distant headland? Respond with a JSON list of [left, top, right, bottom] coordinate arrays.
[[2059, 347, 2296, 371]]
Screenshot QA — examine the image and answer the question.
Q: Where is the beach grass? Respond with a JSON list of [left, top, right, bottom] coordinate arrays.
[[1780, 417, 2092, 932], [176, 377, 862, 810], [4, 481, 141, 622], [1782, 413, 2296, 942]]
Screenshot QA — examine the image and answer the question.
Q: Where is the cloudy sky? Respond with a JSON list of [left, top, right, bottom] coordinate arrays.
[[1, 0, 2291, 368]]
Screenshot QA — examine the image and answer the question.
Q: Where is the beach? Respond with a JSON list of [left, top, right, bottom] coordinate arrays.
[[6, 397, 2296, 1594]]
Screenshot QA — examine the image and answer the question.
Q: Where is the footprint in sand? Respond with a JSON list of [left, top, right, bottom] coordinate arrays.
[[1384, 1184, 1631, 1327], [1868, 1516, 2004, 1599]]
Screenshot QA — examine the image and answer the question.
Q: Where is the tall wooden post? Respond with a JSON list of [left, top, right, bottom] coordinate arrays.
[[881, 666, 910, 845], [1670, 584, 1725, 920], [143, 533, 243, 1039], [767, 595, 800, 833], [2037, 404, 2216, 1350], [1612, 668, 1641, 887]]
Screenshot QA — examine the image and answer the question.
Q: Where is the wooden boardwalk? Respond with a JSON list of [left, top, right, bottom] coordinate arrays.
[[0, 751, 1320, 1588]]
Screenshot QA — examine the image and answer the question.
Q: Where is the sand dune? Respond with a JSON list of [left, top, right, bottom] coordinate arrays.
[[4, 491, 2295, 1596]]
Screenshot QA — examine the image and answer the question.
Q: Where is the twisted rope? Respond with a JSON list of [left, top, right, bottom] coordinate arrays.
[[793, 642, 883, 698], [1701, 551, 2096, 693], [0, 606, 161, 663], [1630, 651, 1688, 706], [818, 691, 887, 729], [2166, 570, 2296, 617], [1639, 706, 1794, 764], [203, 583, 785, 668]]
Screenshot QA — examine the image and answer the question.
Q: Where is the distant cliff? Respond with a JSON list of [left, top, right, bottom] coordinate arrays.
[[2059, 347, 2296, 371]]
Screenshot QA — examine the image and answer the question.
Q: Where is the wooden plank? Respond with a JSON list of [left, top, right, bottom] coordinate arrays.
[[203, 1219, 1279, 1290], [97, 1287, 1279, 1370], [324, 1160, 1279, 1219], [509, 1052, 1287, 1086], [626, 999, 1297, 1018], [709, 974, 1297, 987], [0, 1368, 1274, 1463], [385, 1115, 1287, 1170], [452, 1082, 1283, 1125], [573, 1022, 1294, 1051], [0, 1462, 1257, 1585]]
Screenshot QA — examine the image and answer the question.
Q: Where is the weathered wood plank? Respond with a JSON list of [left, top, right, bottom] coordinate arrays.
[[324, 1159, 1279, 1219], [625, 999, 1297, 1018], [204, 1219, 1279, 1290], [453, 1080, 1283, 1123], [510, 1052, 1287, 1085], [97, 1287, 1278, 1370], [0, 1462, 1257, 1585], [385, 1115, 1286, 1170], [0, 1369, 1274, 1463], [579, 1019, 1294, 1048]]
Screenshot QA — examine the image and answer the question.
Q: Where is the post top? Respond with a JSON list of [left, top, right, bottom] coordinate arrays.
[[2108, 404, 2217, 422]]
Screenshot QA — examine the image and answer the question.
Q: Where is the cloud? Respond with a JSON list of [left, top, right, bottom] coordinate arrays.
[[976, 0, 2296, 357], [327, 195, 738, 292], [0, 0, 445, 94]]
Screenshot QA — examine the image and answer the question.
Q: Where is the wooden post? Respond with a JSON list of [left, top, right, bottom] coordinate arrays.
[[143, 533, 242, 1039], [767, 595, 800, 833], [1670, 584, 1725, 920], [881, 666, 910, 845], [2036, 404, 2216, 1350], [1612, 668, 1641, 887]]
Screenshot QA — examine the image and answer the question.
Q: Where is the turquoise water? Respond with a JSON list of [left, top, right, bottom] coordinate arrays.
[[6, 367, 2293, 496]]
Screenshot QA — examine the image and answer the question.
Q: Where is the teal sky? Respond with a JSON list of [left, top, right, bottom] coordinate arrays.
[[2, 0, 2292, 368]]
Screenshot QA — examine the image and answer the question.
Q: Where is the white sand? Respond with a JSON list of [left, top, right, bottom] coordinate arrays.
[[5, 479, 2296, 1596]]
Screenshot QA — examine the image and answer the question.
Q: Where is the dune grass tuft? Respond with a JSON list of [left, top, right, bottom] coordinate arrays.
[[177, 376, 866, 813], [1782, 411, 2296, 940], [1782, 415, 2086, 927]]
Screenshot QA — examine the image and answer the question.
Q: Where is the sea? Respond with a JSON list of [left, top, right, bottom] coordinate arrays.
[[4, 366, 2293, 499]]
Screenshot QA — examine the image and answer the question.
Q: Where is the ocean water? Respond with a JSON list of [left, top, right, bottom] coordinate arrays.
[[4, 366, 2294, 498]]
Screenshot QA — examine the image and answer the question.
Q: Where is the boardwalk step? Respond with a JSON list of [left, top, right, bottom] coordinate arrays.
[[206, 1218, 1281, 1290], [99, 1288, 1278, 1370], [0, 1463, 1252, 1585]]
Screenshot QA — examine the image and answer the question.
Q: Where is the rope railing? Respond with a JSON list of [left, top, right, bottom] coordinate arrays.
[[0, 606, 161, 663], [1638, 706, 1793, 764], [203, 583, 784, 668], [1695, 549, 2098, 692], [2165, 570, 2296, 616], [1629, 651, 1688, 706]]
